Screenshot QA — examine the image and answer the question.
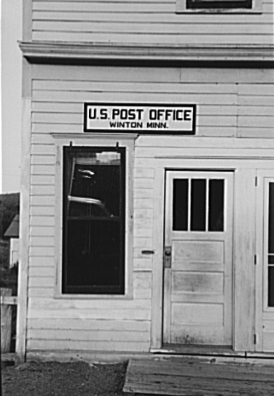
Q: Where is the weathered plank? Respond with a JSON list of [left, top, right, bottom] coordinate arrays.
[[123, 357, 274, 395]]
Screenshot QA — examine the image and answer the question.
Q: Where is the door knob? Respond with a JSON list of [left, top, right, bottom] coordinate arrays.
[[164, 246, 172, 268]]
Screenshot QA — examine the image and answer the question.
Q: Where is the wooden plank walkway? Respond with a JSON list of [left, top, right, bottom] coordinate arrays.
[[123, 355, 274, 395]]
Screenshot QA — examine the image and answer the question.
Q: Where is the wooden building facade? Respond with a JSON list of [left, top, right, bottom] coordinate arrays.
[[18, 0, 274, 361]]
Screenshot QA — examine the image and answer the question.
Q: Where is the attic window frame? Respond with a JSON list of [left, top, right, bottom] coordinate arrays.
[[176, 0, 262, 13], [187, 0, 252, 9]]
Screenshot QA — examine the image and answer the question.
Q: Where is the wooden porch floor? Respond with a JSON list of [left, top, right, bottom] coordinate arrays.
[[123, 355, 274, 396]]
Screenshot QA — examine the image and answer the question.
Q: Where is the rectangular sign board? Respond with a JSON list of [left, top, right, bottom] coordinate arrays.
[[84, 103, 196, 134]]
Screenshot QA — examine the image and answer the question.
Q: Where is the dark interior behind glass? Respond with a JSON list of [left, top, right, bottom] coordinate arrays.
[[62, 147, 125, 294]]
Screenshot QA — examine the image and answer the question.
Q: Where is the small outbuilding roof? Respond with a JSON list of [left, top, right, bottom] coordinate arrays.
[[4, 214, 20, 238]]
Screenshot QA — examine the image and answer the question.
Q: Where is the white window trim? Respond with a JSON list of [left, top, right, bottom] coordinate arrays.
[[176, 0, 262, 13], [51, 133, 137, 300]]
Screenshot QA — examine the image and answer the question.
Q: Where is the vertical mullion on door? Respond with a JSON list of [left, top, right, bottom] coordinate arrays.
[[188, 178, 191, 232], [205, 178, 209, 232]]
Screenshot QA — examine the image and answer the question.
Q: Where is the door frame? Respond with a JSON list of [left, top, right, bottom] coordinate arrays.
[[150, 155, 274, 353], [255, 170, 274, 352]]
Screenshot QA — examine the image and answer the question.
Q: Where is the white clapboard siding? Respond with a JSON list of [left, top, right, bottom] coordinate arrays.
[[31, 69, 240, 138], [29, 257, 55, 267], [27, 65, 274, 353], [27, 329, 150, 343], [30, 155, 55, 165], [32, 21, 273, 36], [32, 81, 237, 93], [30, 206, 55, 216], [28, 318, 150, 332], [30, 186, 55, 196], [237, 83, 274, 138], [27, 339, 150, 352], [32, 65, 274, 84], [31, 175, 55, 185], [30, 196, 55, 207], [31, 0, 273, 45], [31, 165, 55, 175], [32, 10, 273, 24], [30, 226, 54, 237], [31, 32, 273, 46]]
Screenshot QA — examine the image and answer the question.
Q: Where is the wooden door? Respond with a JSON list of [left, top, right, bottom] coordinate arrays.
[[163, 171, 233, 346]]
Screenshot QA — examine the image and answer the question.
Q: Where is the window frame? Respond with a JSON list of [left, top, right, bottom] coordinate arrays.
[[176, 0, 262, 13], [52, 133, 136, 300]]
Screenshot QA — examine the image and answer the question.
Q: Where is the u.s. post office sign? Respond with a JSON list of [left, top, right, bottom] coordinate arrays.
[[84, 103, 196, 134]]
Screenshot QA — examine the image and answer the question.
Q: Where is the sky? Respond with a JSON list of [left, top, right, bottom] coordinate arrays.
[[1, 0, 22, 193]]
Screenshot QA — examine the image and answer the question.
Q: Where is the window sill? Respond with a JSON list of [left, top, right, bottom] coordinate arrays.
[[53, 292, 133, 300], [175, 9, 262, 14]]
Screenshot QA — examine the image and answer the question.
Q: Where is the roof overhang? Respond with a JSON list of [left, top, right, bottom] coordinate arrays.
[[19, 41, 274, 67]]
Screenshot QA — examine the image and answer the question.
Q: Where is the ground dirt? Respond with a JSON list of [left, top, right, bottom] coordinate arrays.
[[2, 360, 127, 396]]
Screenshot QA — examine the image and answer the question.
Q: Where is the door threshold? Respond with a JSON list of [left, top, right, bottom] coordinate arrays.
[[151, 344, 274, 361], [152, 344, 242, 358]]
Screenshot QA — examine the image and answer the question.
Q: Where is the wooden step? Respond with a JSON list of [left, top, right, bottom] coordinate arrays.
[[123, 356, 274, 395]]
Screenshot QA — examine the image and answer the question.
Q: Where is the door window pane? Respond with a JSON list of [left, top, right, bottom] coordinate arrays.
[[63, 147, 125, 295], [209, 180, 224, 232], [173, 179, 188, 231], [268, 267, 274, 307], [191, 179, 206, 231]]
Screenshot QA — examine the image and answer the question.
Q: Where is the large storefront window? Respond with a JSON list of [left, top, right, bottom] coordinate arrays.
[[62, 146, 125, 295]]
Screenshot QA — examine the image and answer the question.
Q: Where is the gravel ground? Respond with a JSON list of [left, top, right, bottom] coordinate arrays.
[[2, 360, 128, 396]]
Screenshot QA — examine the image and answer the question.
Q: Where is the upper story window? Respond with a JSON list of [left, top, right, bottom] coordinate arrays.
[[176, 0, 261, 12], [186, 0, 252, 9]]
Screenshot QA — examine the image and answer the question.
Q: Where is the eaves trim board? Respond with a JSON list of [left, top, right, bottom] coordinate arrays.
[[19, 42, 274, 66]]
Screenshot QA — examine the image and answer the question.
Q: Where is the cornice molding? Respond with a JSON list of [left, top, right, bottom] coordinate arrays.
[[19, 41, 274, 66]]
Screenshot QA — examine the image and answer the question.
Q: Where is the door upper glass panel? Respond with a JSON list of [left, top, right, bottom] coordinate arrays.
[[173, 177, 224, 232]]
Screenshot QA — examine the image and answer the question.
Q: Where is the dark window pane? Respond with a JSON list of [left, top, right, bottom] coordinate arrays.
[[173, 179, 188, 231], [209, 180, 224, 232], [268, 267, 274, 307], [268, 256, 274, 265], [186, 0, 252, 10], [65, 220, 121, 290], [269, 183, 274, 254], [191, 179, 206, 231], [62, 147, 125, 295]]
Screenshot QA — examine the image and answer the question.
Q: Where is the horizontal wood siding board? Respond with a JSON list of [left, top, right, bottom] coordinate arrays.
[[29, 267, 54, 277], [30, 226, 55, 236], [32, 2, 173, 13], [28, 307, 151, 321], [32, 80, 238, 93], [27, 339, 149, 352], [32, 90, 237, 103], [27, 329, 150, 342], [32, 32, 273, 45], [27, 318, 150, 332], [30, 206, 55, 216], [29, 257, 55, 266], [32, 10, 273, 24], [32, 66, 273, 84], [32, 21, 274, 35]]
